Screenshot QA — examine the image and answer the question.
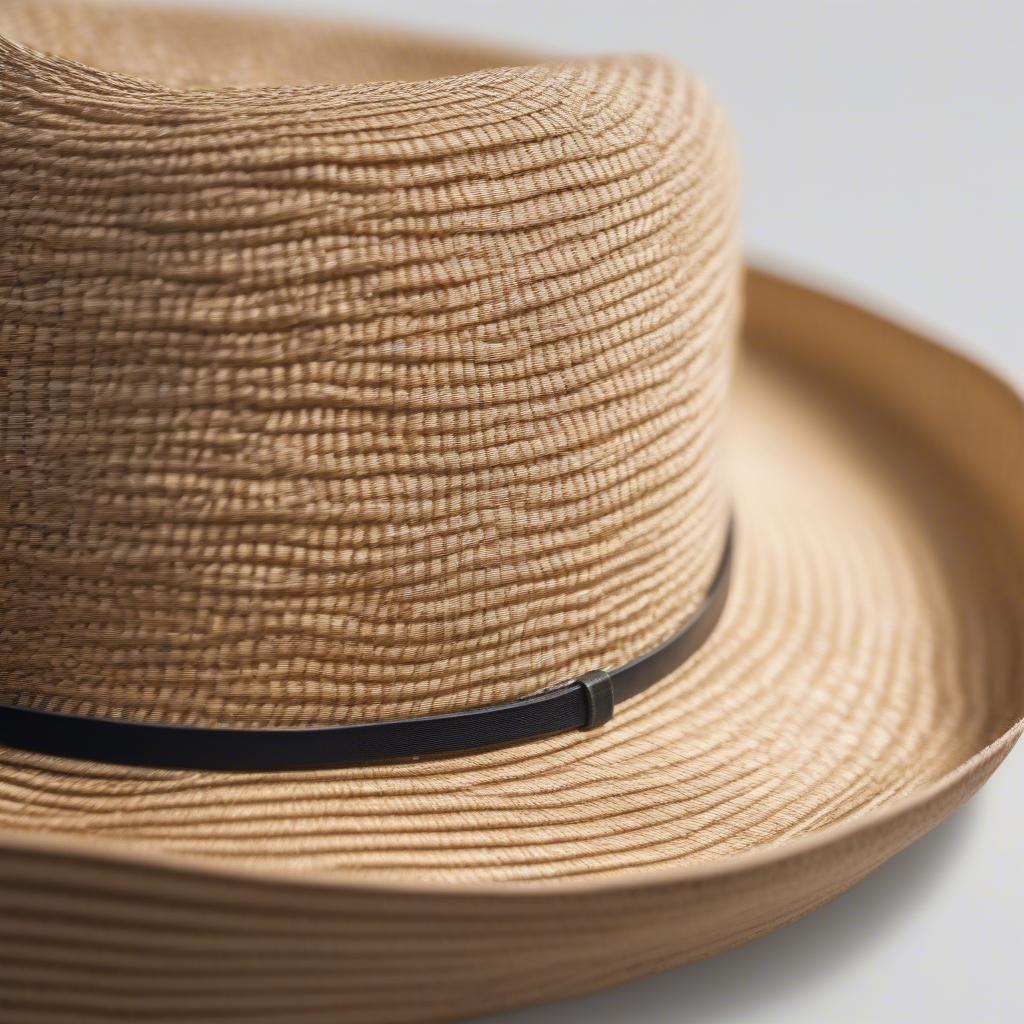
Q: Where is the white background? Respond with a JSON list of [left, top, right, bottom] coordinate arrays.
[[125, 2, 1024, 1021]]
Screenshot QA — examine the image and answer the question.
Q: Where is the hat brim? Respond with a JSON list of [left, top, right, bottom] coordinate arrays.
[[1, 268, 1021, 1022]]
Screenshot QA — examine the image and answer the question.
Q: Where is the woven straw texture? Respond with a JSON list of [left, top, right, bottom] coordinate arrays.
[[1, 0, 736, 729], [1, 3, 1022, 1022]]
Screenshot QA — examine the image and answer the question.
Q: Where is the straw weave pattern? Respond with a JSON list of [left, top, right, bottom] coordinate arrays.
[[0, 1, 739, 727], [0, 8, 1023, 1019]]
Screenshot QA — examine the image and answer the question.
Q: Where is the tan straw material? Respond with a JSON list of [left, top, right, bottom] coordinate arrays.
[[0, 2, 1022, 1021]]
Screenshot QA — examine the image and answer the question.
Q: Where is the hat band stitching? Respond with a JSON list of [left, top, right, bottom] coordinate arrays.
[[0, 520, 733, 773]]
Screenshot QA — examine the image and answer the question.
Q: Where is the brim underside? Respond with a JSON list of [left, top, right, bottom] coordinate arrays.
[[1, 271, 1021, 888]]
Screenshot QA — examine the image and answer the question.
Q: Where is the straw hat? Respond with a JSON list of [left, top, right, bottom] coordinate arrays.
[[0, 1, 1021, 1020]]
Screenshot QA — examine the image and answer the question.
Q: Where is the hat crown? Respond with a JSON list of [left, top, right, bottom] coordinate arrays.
[[1, 2, 740, 727]]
